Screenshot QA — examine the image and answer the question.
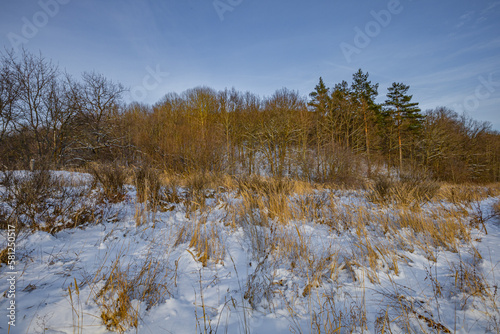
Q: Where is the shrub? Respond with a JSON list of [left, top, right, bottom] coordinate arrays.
[[0, 169, 58, 229], [89, 162, 127, 203], [368, 175, 393, 203], [0, 169, 99, 233]]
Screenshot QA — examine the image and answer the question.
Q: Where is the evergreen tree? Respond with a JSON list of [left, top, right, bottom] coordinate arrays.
[[350, 69, 379, 177], [308, 77, 330, 114], [329, 80, 353, 147], [384, 82, 422, 170]]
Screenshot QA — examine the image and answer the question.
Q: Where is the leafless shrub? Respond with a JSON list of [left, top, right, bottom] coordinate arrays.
[[368, 175, 393, 203], [88, 162, 127, 203], [244, 252, 275, 310], [0, 168, 113, 234]]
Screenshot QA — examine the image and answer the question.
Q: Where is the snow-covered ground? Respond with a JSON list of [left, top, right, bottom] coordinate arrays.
[[0, 172, 499, 333]]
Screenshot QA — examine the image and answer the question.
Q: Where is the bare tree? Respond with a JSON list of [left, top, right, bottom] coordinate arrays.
[[261, 88, 305, 177], [46, 74, 83, 165], [0, 51, 20, 142], [75, 71, 125, 160], [5, 49, 58, 158]]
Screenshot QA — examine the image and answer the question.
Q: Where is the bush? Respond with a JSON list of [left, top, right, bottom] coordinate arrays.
[[368, 175, 393, 203], [89, 162, 127, 203], [0, 169, 58, 229], [0, 169, 99, 233]]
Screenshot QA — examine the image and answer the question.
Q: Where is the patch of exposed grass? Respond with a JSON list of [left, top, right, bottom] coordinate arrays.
[[368, 174, 440, 205], [93, 256, 171, 333]]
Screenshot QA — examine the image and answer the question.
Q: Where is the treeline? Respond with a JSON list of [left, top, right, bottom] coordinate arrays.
[[1, 50, 499, 183], [0, 50, 125, 166]]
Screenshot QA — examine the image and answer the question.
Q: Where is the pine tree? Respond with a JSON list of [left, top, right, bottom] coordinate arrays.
[[308, 77, 330, 114], [329, 80, 352, 147], [308, 77, 329, 176], [351, 69, 379, 177], [384, 82, 422, 170]]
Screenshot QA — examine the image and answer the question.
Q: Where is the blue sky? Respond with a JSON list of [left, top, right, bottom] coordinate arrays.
[[1, 0, 499, 129]]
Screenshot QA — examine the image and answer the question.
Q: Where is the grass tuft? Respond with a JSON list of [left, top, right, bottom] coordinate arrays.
[[94, 256, 171, 333]]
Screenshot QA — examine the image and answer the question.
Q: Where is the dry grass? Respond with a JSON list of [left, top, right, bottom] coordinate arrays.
[[310, 292, 367, 333], [161, 170, 229, 193], [5, 166, 496, 332], [235, 174, 315, 197], [93, 255, 171, 333], [367, 174, 440, 205], [0, 247, 9, 266], [133, 165, 163, 226], [187, 221, 226, 267], [67, 278, 84, 334], [134, 165, 161, 206], [436, 183, 500, 205], [87, 170, 500, 332], [394, 206, 471, 252], [376, 285, 452, 334], [452, 256, 485, 303], [161, 171, 228, 218], [219, 172, 496, 316]]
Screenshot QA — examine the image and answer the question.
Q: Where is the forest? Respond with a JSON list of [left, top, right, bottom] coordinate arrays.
[[1, 49, 499, 184]]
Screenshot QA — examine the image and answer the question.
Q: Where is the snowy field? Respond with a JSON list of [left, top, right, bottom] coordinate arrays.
[[0, 171, 499, 333]]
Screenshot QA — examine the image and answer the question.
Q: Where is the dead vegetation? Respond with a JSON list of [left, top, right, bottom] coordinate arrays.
[[88, 162, 127, 203], [91, 254, 172, 333], [1, 163, 499, 333], [0, 168, 108, 233], [367, 173, 440, 205]]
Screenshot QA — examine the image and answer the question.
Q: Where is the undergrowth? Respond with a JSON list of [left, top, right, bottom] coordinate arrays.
[[2, 164, 499, 333]]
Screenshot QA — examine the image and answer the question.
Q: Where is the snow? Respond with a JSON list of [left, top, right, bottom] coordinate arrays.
[[0, 172, 499, 333]]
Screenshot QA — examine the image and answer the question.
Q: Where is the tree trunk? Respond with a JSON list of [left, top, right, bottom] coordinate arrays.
[[398, 110, 403, 172], [363, 105, 371, 178]]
